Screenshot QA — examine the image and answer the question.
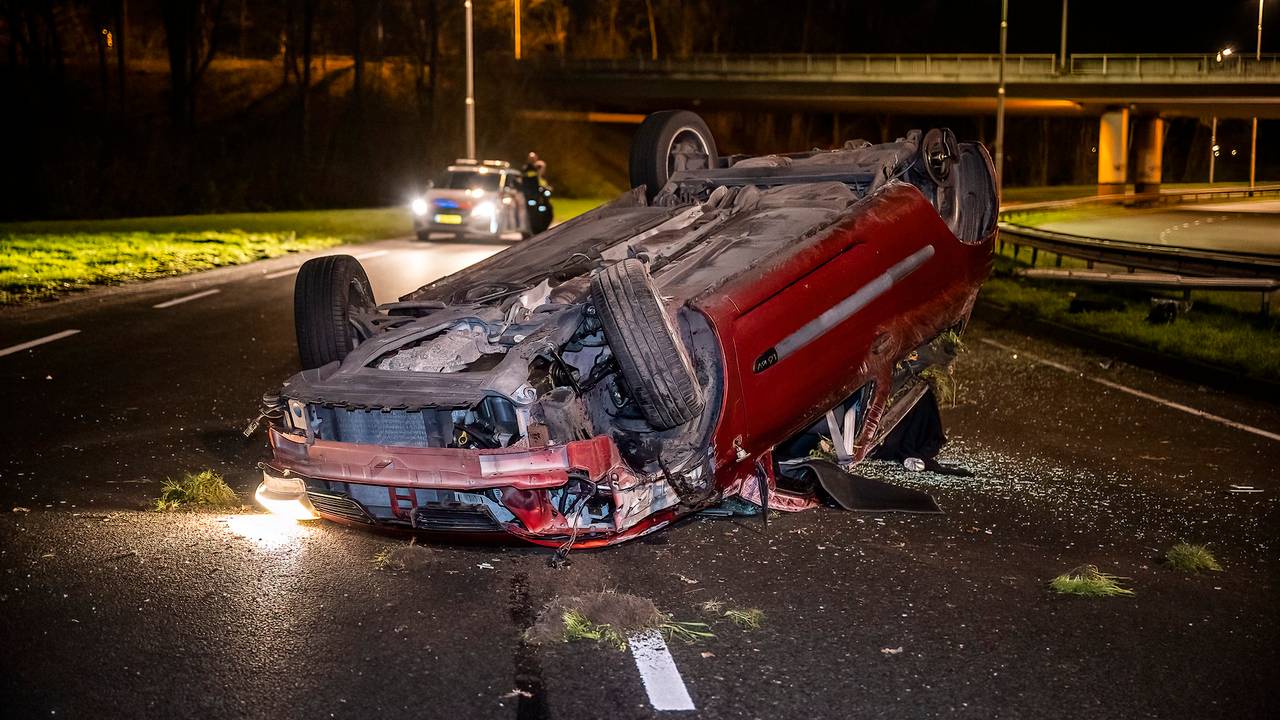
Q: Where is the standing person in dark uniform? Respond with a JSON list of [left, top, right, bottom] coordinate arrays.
[[522, 152, 554, 234]]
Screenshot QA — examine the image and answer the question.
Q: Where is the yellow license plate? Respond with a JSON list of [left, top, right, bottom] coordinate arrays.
[[434, 213, 463, 225]]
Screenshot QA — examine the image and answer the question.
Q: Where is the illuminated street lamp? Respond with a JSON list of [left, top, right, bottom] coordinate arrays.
[[464, 0, 476, 160], [1215, 47, 1234, 62], [1250, 0, 1264, 188]]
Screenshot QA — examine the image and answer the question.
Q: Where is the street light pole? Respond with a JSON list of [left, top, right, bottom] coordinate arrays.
[[1210, 115, 1218, 184], [513, 0, 522, 60], [995, 0, 1008, 192], [464, 0, 476, 159], [1250, 0, 1263, 189]]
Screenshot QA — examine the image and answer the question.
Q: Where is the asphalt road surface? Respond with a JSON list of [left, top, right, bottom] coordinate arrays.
[[1038, 198, 1280, 255], [2, 238, 1278, 719]]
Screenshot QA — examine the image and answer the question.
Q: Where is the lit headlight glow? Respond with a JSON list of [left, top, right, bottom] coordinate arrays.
[[411, 198, 429, 216], [255, 472, 320, 520], [471, 201, 496, 219]]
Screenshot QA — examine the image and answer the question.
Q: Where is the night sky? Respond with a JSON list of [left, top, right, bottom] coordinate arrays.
[[719, 0, 1278, 56]]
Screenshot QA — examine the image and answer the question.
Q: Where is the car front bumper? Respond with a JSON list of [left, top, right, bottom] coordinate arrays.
[[260, 427, 684, 546]]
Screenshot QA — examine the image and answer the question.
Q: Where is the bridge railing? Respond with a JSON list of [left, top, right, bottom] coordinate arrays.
[[554, 53, 1061, 78], [545, 53, 1280, 81], [1069, 53, 1280, 79]]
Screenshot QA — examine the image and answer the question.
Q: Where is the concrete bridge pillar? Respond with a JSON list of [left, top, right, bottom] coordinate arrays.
[[1133, 115, 1165, 195], [1097, 108, 1129, 195]]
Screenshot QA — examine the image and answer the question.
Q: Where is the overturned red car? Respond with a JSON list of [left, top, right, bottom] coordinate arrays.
[[251, 110, 998, 548]]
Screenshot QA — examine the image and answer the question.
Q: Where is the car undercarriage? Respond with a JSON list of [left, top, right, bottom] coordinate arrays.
[[253, 111, 998, 550]]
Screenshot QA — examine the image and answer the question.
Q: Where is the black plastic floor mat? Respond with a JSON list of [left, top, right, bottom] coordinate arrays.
[[796, 459, 942, 514]]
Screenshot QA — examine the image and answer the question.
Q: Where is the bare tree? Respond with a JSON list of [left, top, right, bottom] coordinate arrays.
[[160, 0, 226, 127]]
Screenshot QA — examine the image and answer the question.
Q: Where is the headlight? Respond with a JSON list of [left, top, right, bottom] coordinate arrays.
[[411, 198, 429, 216], [471, 201, 495, 219], [262, 472, 305, 495]]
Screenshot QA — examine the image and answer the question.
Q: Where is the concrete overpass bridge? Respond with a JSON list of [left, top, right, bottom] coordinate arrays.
[[529, 53, 1280, 118], [524, 53, 1280, 192]]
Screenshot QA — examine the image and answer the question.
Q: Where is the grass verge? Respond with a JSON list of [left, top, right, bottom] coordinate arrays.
[[153, 470, 238, 511], [1, 199, 607, 306], [1049, 565, 1135, 597], [1165, 543, 1223, 573], [981, 252, 1280, 383]]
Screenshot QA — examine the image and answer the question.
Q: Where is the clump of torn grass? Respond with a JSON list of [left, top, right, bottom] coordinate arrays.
[[1049, 564, 1135, 597], [153, 470, 238, 511], [1165, 543, 1222, 573], [920, 365, 959, 405], [936, 329, 967, 355], [659, 619, 715, 644], [697, 599, 725, 614], [723, 608, 765, 630], [526, 591, 713, 651], [563, 609, 629, 650], [371, 539, 435, 572], [808, 436, 837, 462]]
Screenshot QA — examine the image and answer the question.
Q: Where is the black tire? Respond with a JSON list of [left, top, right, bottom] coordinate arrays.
[[294, 255, 375, 370], [590, 258, 704, 429], [629, 110, 719, 200], [415, 230, 432, 242]]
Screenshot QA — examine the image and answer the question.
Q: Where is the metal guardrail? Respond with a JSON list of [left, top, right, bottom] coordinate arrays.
[[997, 185, 1280, 281], [997, 224, 1280, 280], [1002, 184, 1280, 215], [543, 53, 1280, 82]]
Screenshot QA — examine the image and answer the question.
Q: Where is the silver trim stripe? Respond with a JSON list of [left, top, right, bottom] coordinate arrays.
[[773, 244, 936, 362]]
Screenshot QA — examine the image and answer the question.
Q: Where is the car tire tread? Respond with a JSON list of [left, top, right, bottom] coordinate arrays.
[[294, 255, 372, 370], [591, 258, 703, 429]]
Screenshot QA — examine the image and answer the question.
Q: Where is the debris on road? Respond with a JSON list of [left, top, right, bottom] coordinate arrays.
[[1165, 543, 1223, 573], [152, 470, 238, 512], [1049, 565, 1135, 597], [723, 608, 764, 630], [881, 646, 904, 655], [524, 591, 664, 650], [371, 540, 435, 572]]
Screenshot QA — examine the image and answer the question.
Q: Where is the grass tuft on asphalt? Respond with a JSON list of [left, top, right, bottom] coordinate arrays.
[[1165, 543, 1223, 573], [1049, 565, 1135, 597], [562, 609, 630, 651], [153, 470, 238, 512], [723, 608, 765, 630]]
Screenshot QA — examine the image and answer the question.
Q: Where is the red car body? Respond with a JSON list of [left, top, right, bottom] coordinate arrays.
[[258, 124, 997, 547]]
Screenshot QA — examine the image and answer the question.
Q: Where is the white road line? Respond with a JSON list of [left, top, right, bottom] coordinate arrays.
[[263, 250, 391, 280], [629, 630, 695, 711], [264, 266, 300, 279], [980, 338, 1280, 442], [0, 329, 81, 358], [153, 288, 221, 309]]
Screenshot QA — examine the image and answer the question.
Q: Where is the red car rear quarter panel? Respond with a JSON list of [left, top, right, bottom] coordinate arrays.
[[695, 183, 992, 457]]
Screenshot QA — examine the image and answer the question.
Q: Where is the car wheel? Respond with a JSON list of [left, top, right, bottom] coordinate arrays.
[[294, 255, 375, 370], [629, 110, 719, 201], [415, 230, 431, 242], [590, 258, 704, 430]]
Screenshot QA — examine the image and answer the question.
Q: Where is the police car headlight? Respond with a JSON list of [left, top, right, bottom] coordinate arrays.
[[472, 201, 495, 219], [411, 198, 429, 216]]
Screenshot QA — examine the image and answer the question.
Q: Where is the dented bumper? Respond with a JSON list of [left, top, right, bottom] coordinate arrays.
[[262, 427, 682, 546]]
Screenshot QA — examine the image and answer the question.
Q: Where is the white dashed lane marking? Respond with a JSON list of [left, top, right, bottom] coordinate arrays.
[[629, 630, 695, 711], [152, 288, 221, 309], [0, 329, 81, 358], [981, 338, 1280, 442]]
